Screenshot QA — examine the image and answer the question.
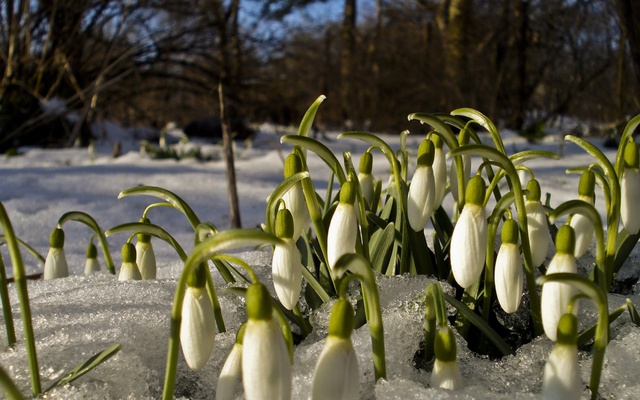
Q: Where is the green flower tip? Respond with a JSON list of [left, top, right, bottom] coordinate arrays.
[[86, 241, 98, 259], [328, 298, 355, 339], [624, 139, 639, 169], [246, 283, 273, 321], [555, 224, 576, 255], [465, 175, 486, 206], [526, 179, 541, 202], [121, 242, 137, 263], [236, 322, 247, 344], [137, 217, 151, 243], [501, 219, 519, 245], [417, 139, 435, 167], [186, 262, 208, 288], [430, 133, 444, 149], [434, 326, 457, 362], [359, 151, 373, 174], [556, 313, 578, 345], [49, 228, 65, 248], [284, 153, 304, 178], [578, 170, 596, 198], [340, 180, 356, 205], [276, 208, 294, 239]]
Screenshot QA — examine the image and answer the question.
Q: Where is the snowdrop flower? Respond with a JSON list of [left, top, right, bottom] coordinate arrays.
[[118, 242, 141, 281], [83, 240, 100, 275], [312, 298, 359, 400], [327, 180, 358, 271], [449, 153, 471, 204], [44, 228, 69, 280], [282, 153, 310, 240], [243, 283, 291, 400], [450, 175, 487, 288], [407, 139, 436, 232], [621, 139, 640, 234], [357, 151, 375, 208], [495, 218, 523, 313], [135, 218, 157, 280], [216, 324, 246, 399], [541, 225, 579, 341], [430, 325, 464, 390], [431, 134, 447, 210], [569, 170, 595, 258], [180, 265, 216, 371], [525, 178, 550, 267], [542, 313, 582, 400], [272, 209, 303, 310]]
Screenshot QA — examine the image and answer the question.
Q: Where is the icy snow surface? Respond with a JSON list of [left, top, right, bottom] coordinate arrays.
[[0, 121, 639, 399]]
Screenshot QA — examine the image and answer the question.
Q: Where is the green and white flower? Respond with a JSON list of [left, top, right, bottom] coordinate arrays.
[[569, 170, 596, 258], [621, 139, 640, 234], [327, 181, 358, 271], [407, 139, 436, 232], [272, 209, 303, 310], [431, 134, 447, 210], [430, 325, 464, 390], [525, 178, 550, 267], [542, 313, 582, 400], [118, 242, 141, 281], [84, 240, 100, 275], [357, 151, 375, 208], [450, 175, 487, 288], [44, 228, 69, 280], [135, 218, 157, 280], [495, 219, 523, 314], [312, 299, 360, 400], [449, 154, 471, 204], [282, 153, 310, 240], [541, 225, 579, 341], [216, 324, 245, 399]]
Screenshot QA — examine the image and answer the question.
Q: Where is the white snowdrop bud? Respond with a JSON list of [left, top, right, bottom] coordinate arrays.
[[327, 181, 358, 271], [495, 219, 523, 313], [180, 275, 216, 371], [136, 218, 156, 280], [541, 225, 579, 341], [431, 135, 447, 210], [282, 153, 311, 240], [570, 170, 596, 258], [525, 179, 550, 267], [312, 299, 360, 400], [407, 139, 436, 231], [358, 151, 375, 207], [450, 175, 487, 288], [430, 326, 464, 390], [542, 313, 582, 400], [272, 209, 303, 310], [621, 140, 640, 234], [243, 283, 292, 400], [84, 240, 100, 275], [118, 243, 141, 281], [216, 324, 246, 399], [44, 228, 69, 280]]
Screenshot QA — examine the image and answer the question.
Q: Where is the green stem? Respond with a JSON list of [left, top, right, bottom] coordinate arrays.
[[0, 254, 16, 346], [0, 235, 45, 264], [106, 222, 188, 261], [57, 211, 115, 274], [204, 264, 226, 333], [118, 186, 201, 230]]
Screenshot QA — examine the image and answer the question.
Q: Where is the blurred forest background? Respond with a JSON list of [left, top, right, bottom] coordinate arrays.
[[1, 0, 640, 150]]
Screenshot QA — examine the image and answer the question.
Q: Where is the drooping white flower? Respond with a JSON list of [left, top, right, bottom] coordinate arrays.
[[243, 283, 291, 400], [525, 179, 550, 267], [282, 153, 311, 240], [272, 209, 303, 310], [432, 135, 447, 210], [327, 181, 358, 271], [312, 299, 359, 400], [450, 175, 487, 288], [216, 324, 245, 399], [569, 170, 596, 258], [44, 228, 68, 280], [621, 139, 640, 234], [180, 277, 216, 371], [495, 219, 523, 314], [118, 243, 141, 281], [542, 313, 582, 400], [541, 225, 579, 341], [357, 151, 376, 208], [135, 219, 157, 280], [430, 326, 464, 390], [407, 139, 436, 232], [84, 240, 100, 275]]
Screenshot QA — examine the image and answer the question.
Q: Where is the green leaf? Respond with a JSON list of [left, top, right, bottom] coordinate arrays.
[[297, 95, 326, 137], [450, 108, 505, 154], [369, 223, 395, 274], [281, 135, 347, 184], [118, 186, 201, 229], [509, 150, 559, 165], [265, 171, 310, 235], [0, 235, 45, 264], [627, 299, 640, 326], [45, 344, 121, 392], [57, 211, 115, 275]]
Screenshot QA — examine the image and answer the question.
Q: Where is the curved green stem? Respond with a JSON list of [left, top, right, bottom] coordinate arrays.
[[0, 254, 16, 346], [0, 235, 45, 265], [450, 108, 506, 154], [57, 211, 115, 274], [118, 186, 201, 230], [265, 171, 310, 235], [142, 202, 174, 219], [204, 263, 226, 333], [614, 113, 640, 176], [106, 222, 188, 262], [280, 135, 347, 185]]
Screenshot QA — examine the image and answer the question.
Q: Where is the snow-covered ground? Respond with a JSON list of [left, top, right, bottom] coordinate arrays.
[[0, 120, 639, 399]]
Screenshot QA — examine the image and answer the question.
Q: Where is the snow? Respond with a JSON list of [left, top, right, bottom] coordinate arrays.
[[0, 120, 638, 399]]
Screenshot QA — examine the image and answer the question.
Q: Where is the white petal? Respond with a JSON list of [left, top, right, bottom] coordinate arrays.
[[407, 166, 436, 231], [216, 343, 243, 399], [358, 172, 375, 206], [136, 241, 157, 280], [542, 343, 582, 400], [525, 200, 550, 267], [621, 168, 640, 234], [180, 287, 216, 371], [272, 239, 303, 310], [84, 258, 100, 275], [327, 203, 358, 271], [282, 183, 310, 240], [312, 337, 360, 400], [242, 319, 291, 400], [570, 201, 595, 259], [433, 147, 447, 209], [44, 248, 69, 280], [494, 243, 523, 313], [450, 204, 487, 288], [430, 359, 464, 390], [541, 254, 579, 341], [118, 262, 141, 281]]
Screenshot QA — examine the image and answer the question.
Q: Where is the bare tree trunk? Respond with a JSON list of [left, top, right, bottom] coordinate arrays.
[[218, 82, 242, 228], [615, 0, 640, 103], [340, 0, 356, 122], [514, 0, 529, 130], [442, 0, 473, 105]]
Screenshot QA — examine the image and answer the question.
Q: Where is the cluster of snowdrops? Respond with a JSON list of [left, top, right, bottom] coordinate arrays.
[[3, 96, 640, 400]]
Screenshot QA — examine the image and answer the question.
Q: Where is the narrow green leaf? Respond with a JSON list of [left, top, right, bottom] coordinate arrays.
[[297, 95, 326, 137], [509, 150, 559, 165], [0, 235, 45, 265], [45, 344, 121, 392], [627, 299, 640, 326], [369, 223, 395, 274], [450, 108, 505, 154], [118, 186, 201, 229]]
